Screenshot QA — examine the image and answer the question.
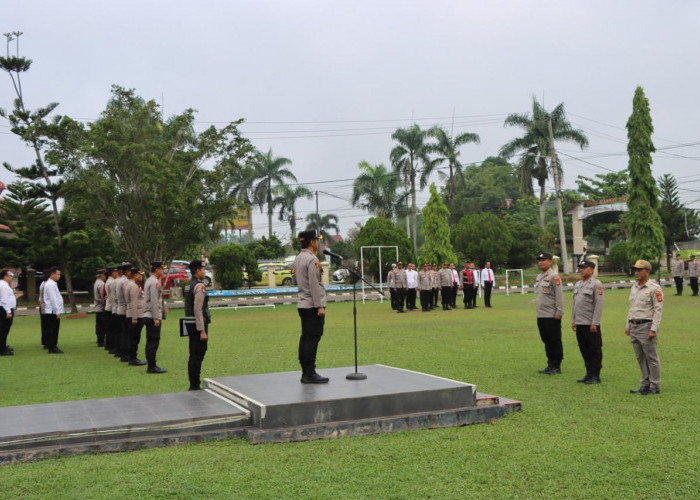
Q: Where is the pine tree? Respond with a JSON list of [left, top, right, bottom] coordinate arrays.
[[419, 184, 458, 265], [625, 86, 664, 266]]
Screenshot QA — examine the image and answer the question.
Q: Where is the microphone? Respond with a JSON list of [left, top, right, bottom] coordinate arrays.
[[323, 248, 343, 260]]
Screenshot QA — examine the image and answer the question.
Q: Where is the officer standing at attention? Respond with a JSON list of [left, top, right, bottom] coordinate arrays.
[[627, 259, 663, 395], [405, 263, 418, 311], [394, 262, 407, 313], [293, 229, 329, 384], [439, 262, 452, 310], [185, 260, 210, 390], [104, 267, 118, 354], [418, 263, 431, 312], [42, 266, 64, 354], [387, 264, 397, 310], [115, 263, 132, 362], [571, 260, 605, 384], [0, 270, 17, 356], [535, 252, 564, 374], [430, 263, 439, 309], [125, 267, 147, 366], [687, 254, 698, 296], [481, 261, 495, 308], [143, 262, 167, 373], [93, 269, 107, 347], [672, 253, 685, 295]]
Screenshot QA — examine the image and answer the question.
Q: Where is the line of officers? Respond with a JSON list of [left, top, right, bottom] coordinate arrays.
[[387, 261, 492, 313], [90, 262, 167, 373]]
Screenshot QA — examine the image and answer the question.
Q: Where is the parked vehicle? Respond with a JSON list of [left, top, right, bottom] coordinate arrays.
[[242, 262, 295, 287], [171, 260, 212, 286], [162, 264, 190, 291]]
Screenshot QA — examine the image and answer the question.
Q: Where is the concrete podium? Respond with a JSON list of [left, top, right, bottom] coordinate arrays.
[[0, 365, 520, 463]]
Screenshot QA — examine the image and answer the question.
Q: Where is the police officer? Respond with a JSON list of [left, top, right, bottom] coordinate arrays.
[[672, 253, 685, 295], [125, 267, 147, 366], [185, 260, 210, 390], [405, 263, 418, 311], [104, 266, 118, 354], [0, 269, 16, 356], [93, 269, 107, 347], [418, 263, 431, 312], [439, 262, 452, 310], [293, 229, 328, 384], [115, 263, 132, 362], [143, 262, 167, 373], [688, 254, 698, 296], [460, 261, 476, 309], [387, 264, 397, 310], [627, 259, 663, 395], [535, 252, 564, 374], [394, 262, 407, 313], [449, 263, 459, 308], [571, 260, 605, 384]]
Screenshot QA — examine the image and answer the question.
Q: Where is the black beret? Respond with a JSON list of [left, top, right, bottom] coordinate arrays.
[[537, 252, 553, 260], [578, 260, 596, 269]]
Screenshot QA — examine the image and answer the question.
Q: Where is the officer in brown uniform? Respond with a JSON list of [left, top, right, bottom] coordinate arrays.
[[185, 260, 210, 390], [535, 252, 564, 374], [687, 254, 698, 296], [571, 260, 605, 384], [394, 262, 407, 313], [387, 264, 397, 310], [672, 253, 685, 295], [143, 262, 166, 374], [430, 263, 439, 309], [93, 269, 107, 347], [627, 259, 663, 395], [439, 262, 452, 310], [104, 266, 118, 353], [125, 267, 147, 366], [418, 263, 431, 312], [293, 229, 329, 384]]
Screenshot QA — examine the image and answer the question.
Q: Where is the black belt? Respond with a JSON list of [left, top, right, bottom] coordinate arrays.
[[629, 319, 652, 325]]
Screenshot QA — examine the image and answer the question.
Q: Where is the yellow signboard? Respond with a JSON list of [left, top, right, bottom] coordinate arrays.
[[232, 208, 251, 230]]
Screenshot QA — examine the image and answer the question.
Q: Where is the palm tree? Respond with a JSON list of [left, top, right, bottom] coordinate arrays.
[[274, 184, 313, 245], [351, 161, 408, 220], [227, 163, 257, 240], [250, 148, 297, 238], [390, 124, 435, 256], [426, 126, 480, 202], [499, 98, 588, 228], [305, 213, 340, 242]]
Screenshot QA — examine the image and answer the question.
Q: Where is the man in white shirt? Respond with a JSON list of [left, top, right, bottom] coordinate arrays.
[[449, 263, 460, 308], [405, 263, 419, 311], [481, 261, 495, 308], [42, 266, 65, 354], [0, 270, 17, 355]]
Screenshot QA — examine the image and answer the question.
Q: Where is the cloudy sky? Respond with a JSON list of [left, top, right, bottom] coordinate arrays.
[[2, 0, 700, 240]]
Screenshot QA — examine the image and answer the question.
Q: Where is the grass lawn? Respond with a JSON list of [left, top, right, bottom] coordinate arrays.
[[2, 289, 700, 498]]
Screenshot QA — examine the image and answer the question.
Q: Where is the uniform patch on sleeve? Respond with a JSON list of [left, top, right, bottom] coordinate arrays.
[[554, 276, 561, 286], [655, 290, 663, 303], [597, 286, 604, 295], [314, 261, 321, 269]]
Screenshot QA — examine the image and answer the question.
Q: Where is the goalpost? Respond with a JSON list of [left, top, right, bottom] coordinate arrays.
[[505, 269, 525, 296], [360, 245, 399, 304]]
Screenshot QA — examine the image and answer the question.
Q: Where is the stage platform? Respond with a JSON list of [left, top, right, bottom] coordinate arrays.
[[0, 365, 520, 464]]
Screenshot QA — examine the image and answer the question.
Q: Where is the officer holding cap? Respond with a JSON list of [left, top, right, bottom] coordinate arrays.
[[626, 259, 663, 395], [293, 229, 329, 383], [571, 260, 605, 384], [185, 260, 210, 390], [535, 252, 564, 374]]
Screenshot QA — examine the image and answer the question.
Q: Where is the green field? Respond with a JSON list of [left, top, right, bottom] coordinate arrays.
[[2, 289, 699, 498]]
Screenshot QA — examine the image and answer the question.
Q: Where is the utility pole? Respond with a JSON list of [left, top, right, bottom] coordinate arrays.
[[548, 118, 571, 274], [315, 190, 319, 233]]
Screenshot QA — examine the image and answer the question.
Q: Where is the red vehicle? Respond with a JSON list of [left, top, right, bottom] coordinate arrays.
[[161, 264, 190, 293]]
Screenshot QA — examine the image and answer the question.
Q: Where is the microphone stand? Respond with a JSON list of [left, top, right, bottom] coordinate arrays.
[[330, 256, 385, 381]]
